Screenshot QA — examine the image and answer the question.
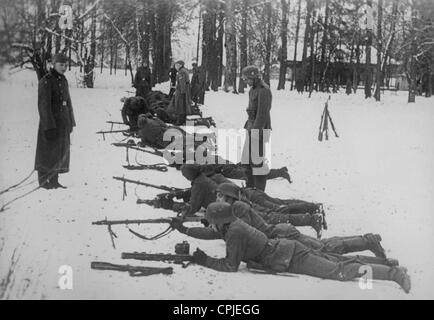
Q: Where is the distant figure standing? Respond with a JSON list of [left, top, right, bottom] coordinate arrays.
[[172, 60, 192, 125], [168, 64, 177, 99], [191, 63, 206, 106], [35, 53, 76, 189], [133, 61, 152, 99]]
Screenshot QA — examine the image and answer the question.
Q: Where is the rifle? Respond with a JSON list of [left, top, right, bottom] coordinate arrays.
[[136, 197, 189, 214], [92, 216, 202, 248], [122, 252, 194, 268], [113, 176, 187, 198], [106, 121, 127, 126], [91, 261, 173, 277], [123, 164, 168, 172], [318, 96, 338, 142], [96, 129, 136, 141], [92, 216, 202, 226], [112, 142, 164, 159]]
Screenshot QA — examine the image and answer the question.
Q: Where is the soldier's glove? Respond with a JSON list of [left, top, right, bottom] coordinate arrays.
[[159, 195, 174, 210], [170, 217, 187, 234], [45, 128, 59, 141], [192, 248, 208, 266]]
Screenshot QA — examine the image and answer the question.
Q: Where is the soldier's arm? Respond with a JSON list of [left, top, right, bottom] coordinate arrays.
[[184, 227, 221, 240], [121, 104, 129, 125], [178, 71, 187, 94], [252, 88, 271, 129], [203, 231, 245, 272], [186, 182, 205, 215], [66, 84, 76, 128], [38, 78, 56, 131]]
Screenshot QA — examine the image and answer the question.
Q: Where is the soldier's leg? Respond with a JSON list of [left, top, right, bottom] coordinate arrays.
[[38, 170, 51, 189], [266, 167, 292, 184], [253, 175, 267, 192], [344, 255, 399, 267], [274, 202, 321, 214], [220, 164, 247, 180], [289, 242, 411, 293], [264, 213, 323, 238], [244, 165, 255, 188], [321, 234, 386, 258]]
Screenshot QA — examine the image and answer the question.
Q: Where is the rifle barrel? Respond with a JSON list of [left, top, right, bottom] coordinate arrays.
[[92, 218, 171, 226], [92, 216, 202, 226], [121, 252, 193, 262], [112, 176, 182, 192]]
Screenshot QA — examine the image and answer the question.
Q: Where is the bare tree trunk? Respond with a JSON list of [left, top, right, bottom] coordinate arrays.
[[263, 1, 272, 86], [277, 0, 289, 90], [224, 0, 238, 93], [374, 0, 383, 101], [309, 9, 316, 96], [319, 0, 329, 91], [216, 7, 224, 88], [238, 0, 249, 93], [109, 25, 113, 75], [84, 7, 97, 88], [301, 0, 313, 93], [291, 0, 302, 91], [364, 0, 373, 99]]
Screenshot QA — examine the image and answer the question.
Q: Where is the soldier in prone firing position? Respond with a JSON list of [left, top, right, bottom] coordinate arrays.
[[172, 183, 397, 267], [183, 202, 411, 294]]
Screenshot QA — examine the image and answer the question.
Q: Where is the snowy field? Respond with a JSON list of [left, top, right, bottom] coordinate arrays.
[[1, 68, 434, 300]]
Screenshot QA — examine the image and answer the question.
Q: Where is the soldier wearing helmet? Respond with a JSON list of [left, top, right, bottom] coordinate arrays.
[[240, 65, 272, 192], [185, 203, 411, 294]]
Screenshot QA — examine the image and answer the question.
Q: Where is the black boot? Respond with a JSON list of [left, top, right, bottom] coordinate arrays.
[[363, 233, 386, 258], [253, 175, 267, 192], [50, 174, 67, 189]]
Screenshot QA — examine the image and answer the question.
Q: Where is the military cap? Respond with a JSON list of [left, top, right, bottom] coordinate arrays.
[[52, 53, 68, 64], [175, 60, 185, 67], [205, 202, 236, 225], [217, 183, 241, 200], [241, 65, 260, 80]]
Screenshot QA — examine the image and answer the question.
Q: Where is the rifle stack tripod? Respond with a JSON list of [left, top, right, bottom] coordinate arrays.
[[318, 96, 339, 141]]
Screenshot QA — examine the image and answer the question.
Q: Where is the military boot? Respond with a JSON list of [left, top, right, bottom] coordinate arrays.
[[363, 233, 387, 258], [389, 267, 411, 294], [369, 265, 411, 294], [38, 171, 52, 189], [50, 174, 67, 189], [281, 167, 293, 184]]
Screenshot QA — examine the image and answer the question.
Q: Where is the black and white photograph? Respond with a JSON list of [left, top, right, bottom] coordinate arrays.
[[0, 0, 433, 302]]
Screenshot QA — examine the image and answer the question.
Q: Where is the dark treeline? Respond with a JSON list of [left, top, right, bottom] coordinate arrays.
[[1, 0, 433, 102]]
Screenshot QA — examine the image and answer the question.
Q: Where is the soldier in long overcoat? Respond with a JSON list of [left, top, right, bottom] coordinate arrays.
[[133, 62, 152, 98], [35, 53, 76, 189], [240, 65, 272, 192], [168, 60, 192, 125]]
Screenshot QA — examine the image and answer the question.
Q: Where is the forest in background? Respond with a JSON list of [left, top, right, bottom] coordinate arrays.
[[0, 0, 433, 102]]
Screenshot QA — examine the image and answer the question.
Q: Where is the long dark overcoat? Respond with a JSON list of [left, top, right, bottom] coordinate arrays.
[[168, 67, 192, 116], [35, 69, 76, 174]]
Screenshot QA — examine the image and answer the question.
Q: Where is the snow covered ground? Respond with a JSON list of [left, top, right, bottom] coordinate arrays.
[[1, 68, 434, 300]]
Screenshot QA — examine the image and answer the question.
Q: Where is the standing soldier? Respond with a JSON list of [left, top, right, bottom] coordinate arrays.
[[191, 63, 200, 106], [172, 60, 192, 125], [133, 61, 152, 99], [35, 53, 76, 189], [168, 63, 177, 98], [241, 65, 272, 191], [197, 65, 207, 105]]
